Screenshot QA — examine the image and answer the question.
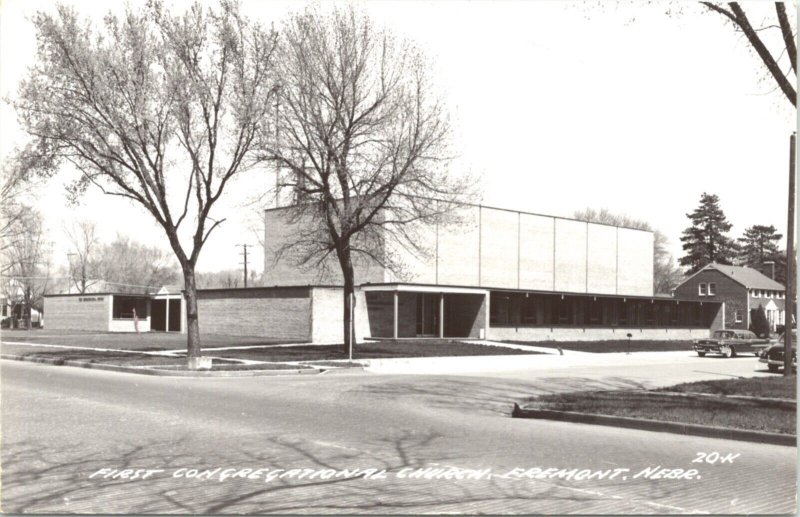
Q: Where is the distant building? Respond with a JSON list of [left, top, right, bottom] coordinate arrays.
[[673, 263, 785, 332], [43, 286, 185, 333]]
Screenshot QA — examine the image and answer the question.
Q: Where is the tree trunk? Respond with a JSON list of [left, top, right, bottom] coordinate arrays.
[[25, 286, 32, 330], [182, 263, 203, 369], [341, 252, 355, 356]]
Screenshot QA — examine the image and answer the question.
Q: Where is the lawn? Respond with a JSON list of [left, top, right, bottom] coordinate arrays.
[[194, 340, 543, 362], [658, 376, 796, 400], [0, 346, 241, 366], [0, 329, 298, 351], [504, 339, 696, 353], [522, 376, 797, 435]]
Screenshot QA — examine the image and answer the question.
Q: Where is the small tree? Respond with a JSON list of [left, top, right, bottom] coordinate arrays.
[[679, 193, 737, 274], [2, 207, 52, 329], [97, 235, 180, 292], [15, 2, 278, 367], [65, 221, 101, 294], [259, 6, 469, 352], [750, 305, 770, 338]]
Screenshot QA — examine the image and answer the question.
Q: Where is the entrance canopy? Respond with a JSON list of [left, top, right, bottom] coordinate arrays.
[[361, 283, 489, 339]]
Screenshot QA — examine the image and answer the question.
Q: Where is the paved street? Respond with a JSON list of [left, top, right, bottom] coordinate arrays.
[[1, 357, 796, 514]]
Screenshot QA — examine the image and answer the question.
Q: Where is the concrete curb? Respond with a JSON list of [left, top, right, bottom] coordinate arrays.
[[511, 403, 797, 447], [0, 354, 323, 378]]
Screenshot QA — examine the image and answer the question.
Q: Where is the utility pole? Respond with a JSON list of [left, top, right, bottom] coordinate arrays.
[[785, 132, 795, 377], [236, 244, 250, 288]]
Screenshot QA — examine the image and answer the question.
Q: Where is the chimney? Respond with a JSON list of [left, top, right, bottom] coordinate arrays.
[[763, 260, 776, 280]]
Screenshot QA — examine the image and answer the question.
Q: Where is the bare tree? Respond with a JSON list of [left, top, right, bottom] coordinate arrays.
[[259, 6, 470, 351], [15, 1, 278, 367], [700, 2, 795, 106], [2, 208, 52, 329], [64, 221, 100, 294], [97, 235, 180, 293], [573, 207, 684, 295]]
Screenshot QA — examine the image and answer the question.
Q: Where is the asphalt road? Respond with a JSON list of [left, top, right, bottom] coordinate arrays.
[[1, 358, 796, 514]]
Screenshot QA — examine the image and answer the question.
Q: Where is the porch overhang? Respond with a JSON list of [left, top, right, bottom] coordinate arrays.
[[360, 283, 489, 296]]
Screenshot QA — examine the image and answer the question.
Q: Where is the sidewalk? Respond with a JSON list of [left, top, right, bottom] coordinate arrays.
[[360, 350, 735, 375]]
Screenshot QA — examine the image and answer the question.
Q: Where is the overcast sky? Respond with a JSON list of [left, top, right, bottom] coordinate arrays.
[[1, 0, 795, 275]]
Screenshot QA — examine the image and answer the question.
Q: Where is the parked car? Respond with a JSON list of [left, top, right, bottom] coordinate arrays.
[[759, 332, 797, 373], [692, 329, 769, 358]]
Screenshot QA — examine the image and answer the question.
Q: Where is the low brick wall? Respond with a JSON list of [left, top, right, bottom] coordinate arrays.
[[197, 287, 312, 340], [44, 295, 110, 332], [487, 327, 710, 342], [310, 287, 370, 343]]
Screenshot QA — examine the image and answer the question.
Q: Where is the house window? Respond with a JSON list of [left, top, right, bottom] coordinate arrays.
[[698, 283, 707, 296], [735, 310, 743, 323], [708, 283, 716, 296]]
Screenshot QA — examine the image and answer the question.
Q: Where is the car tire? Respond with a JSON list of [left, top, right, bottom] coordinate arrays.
[[730, 347, 737, 358], [697, 352, 706, 357], [722, 347, 733, 358], [768, 364, 780, 372]]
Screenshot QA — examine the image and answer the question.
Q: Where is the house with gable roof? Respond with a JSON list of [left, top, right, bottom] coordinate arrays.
[[673, 263, 786, 332]]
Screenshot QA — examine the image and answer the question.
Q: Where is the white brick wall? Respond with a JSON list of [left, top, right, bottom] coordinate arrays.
[[263, 204, 654, 297], [310, 287, 370, 343], [587, 224, 617, 294], [554, 219, 588, 292]]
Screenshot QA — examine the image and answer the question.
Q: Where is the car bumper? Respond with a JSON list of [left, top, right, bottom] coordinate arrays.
[[693, 345, 722, 353]]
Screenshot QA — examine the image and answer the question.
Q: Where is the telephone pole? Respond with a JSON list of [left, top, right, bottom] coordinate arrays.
[[785, 132, 795, 377], [236, 244, 250, 288]]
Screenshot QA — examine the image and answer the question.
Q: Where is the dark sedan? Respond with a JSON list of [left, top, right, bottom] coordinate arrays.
[[692, 329, 769, 358], [759, 332, 797, 373]]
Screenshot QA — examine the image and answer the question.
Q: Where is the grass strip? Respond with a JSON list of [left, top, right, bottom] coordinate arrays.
[[504, 340, 695, 353], [524, 380, 796, 435]]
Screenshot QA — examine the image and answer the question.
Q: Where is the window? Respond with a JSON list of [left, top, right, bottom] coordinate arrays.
[[588, 300, 602, 325], [698, 283, 707, 296], [708, 283, 716, 296], [522, 296, 537, 324], [735, 310, 743, 323], [112, 296, 148, 319], [489, 293, 511, 326]]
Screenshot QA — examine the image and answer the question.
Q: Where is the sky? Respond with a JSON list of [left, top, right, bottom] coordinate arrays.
[[0, 0, 796, 276]]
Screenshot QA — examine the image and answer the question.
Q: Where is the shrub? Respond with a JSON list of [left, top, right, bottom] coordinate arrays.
[[750, 305, 770, 338]]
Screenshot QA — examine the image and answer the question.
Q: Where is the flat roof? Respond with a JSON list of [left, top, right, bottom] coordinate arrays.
[[360, 282, 720, 304], [44, 292, 151, 298]]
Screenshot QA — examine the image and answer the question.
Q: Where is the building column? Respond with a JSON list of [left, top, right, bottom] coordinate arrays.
[[165, 298, 170, 333], [393, 291, 398, 339], [439, 293, 444, 339]]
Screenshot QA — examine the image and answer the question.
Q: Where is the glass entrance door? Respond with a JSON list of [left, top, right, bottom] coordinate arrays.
[[416, 293, 439, 336]]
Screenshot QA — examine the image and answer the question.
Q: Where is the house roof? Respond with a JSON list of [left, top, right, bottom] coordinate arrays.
[[695, 263, 785, 291]]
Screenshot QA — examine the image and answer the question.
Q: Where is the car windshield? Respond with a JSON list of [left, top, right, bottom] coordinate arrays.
[[713, 331, 734, 339], [778, 332, 798, 344]]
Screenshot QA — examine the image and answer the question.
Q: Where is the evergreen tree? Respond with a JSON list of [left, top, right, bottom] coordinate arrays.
[[679, 193, 737, 274], [737, 225, 782, 268]]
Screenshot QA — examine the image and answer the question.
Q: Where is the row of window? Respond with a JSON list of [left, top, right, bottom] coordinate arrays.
[[488, 292, 716, 328], [698, 283, 716, 296], [750, 289, 784, 299]]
